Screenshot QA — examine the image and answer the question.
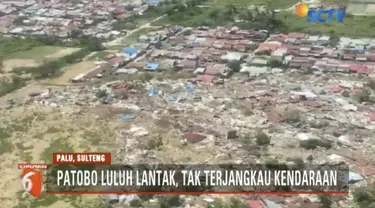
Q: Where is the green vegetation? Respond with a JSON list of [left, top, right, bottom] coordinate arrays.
[[40, 138, 74, 163], [83, 130, 103, 145], [274, 12, 375, 37], [89, 51, 108, 60], [354, 90, 372, 103], [283, 108, 302, 124], [205, 0, 298, 9], [321, 0, 349, 5], [299, 139, 333, 150], [5, 46, 62, 61], [95, 89, 107, 98], [0, 37, 44, 60], [319, 195, 332, 208], [0, 75, 26, 97], [0, 36, 104, 97], [0, 127, 14, 155], [146, 0, 375, 37], [15, 192, 59, 208], [255, 131, 271, 146], [353, 186, 375, 208], [13, 47, 90, 79], [113, 17, 138, 31], [227, 60, 241, 72], [15, 191, 105, 208], [123, 27, 158, 44], [159, 195, 182, 208], [206, 198, 251, 208]]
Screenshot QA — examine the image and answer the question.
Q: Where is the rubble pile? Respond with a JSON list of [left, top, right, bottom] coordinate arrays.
[[4, 70, 375, 207]]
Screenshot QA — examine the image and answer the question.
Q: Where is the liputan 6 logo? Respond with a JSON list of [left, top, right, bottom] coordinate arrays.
[[21, 168, 43, 198]]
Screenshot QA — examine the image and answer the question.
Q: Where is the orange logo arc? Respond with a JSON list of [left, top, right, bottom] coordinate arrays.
[[295, 3, 309, 17]]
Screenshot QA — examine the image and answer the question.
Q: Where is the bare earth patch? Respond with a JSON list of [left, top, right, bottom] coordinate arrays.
[[44, 48, 81, 59], [47, 61, 96, 85], [3, 59, 40, 72]]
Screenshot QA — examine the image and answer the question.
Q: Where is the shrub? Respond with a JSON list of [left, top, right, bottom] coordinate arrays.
[[367, 79, 375, 91], [353, 187, 375, 208], [255, 131, 271, 146], [145, 134, 163, 150], [269, 59, 285, 68], [130, 199, 143, 207], [309, 120, 328, 129], [290, 157, 305, 170], [227, 60, 241, 72], [355, 90, 370, 103], [284, 109, 302, 123], [13, 48, 90, 79], [341, 90, 350, 97], [0, 76, 26, 97], [95, 89, 107, 98], [299, 139, 332, 150], [319, 195, 332, 208], [159, 195, 182, 208]]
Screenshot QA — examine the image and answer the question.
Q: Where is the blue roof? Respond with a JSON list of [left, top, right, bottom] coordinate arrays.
[[145, 63, 159, 71], [147, 0, 160, 5], [263, 199, 282, 208], [122, 47, 137, 55], [349, 171, 364, 182], [119, 2, 131, 6]]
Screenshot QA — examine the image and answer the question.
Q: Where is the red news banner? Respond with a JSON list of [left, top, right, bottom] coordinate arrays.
[[19, 152, 349, 196], [53, 152, 111, 165]]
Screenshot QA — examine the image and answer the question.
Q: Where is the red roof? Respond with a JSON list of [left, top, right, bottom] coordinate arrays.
[[204, 64, 226, 75], [109, 56, 124, 65], [370, 112, 375, 121], [351, 166, 375, 176], [331, 86, 344, 93], [183, 133, 206, 143], [257, 42, 279, 52], [247, 200, 267, 208], [352, 88, 362, 94], [287, 32, 306, 39], [196, 75, 215, 83], [349, 64, 367, 72]]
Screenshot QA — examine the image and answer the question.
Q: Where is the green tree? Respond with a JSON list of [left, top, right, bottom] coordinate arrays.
[[319, 195, 332, 208], [225, 4, 237, 15], [159, 195, 182, 208], [88, 38, 104, 51], [176, 4, 186, 12], [227, 60, 241, 72], [69, 29, 83, 38], [353, 187, 375, 208], [256, 131, 271, 146], [209, 9, 219, 20], [95, 89, 107, 98]]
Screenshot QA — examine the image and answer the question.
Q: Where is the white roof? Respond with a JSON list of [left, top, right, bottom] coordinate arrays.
[[72, 73, 85, 80]]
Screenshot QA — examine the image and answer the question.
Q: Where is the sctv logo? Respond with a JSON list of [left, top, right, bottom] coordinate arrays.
[[296, 3, 346, 23]]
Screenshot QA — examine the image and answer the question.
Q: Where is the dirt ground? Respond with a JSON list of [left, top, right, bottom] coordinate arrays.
[[0, 104, 122, 207], [3, 47, 82, 73], [0, 84, 59, 105], [3, 59, 40, 72], [44, 47, 81, 60], [47, 61, 96, 85]]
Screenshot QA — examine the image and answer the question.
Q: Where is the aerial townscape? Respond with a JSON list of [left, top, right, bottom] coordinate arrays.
[[2, 0, 375, 207]]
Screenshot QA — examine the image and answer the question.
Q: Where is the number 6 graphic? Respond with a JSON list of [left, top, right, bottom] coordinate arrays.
[[22, 172, 35, 192]]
